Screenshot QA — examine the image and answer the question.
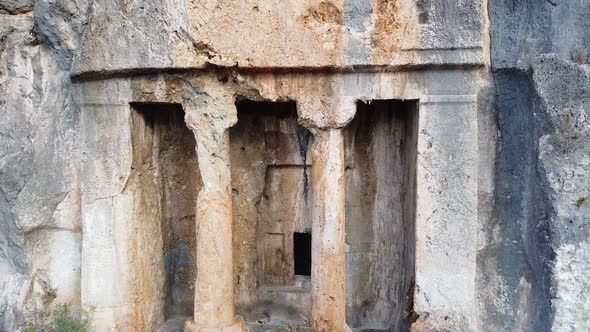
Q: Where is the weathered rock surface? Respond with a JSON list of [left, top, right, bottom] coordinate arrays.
[[0, 0, 588, 331], [0, 0, 89, 329], [0, 0, 32, 15], [534, 55, 590, 332], [478, 1, 590, 331], [72, 0, 485, 73]]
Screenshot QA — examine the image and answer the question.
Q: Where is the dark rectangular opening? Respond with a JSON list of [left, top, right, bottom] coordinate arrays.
[[293, 232, 312, 276]]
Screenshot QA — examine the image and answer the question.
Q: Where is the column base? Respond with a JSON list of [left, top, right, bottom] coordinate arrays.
[[184, 317, 244, 332]]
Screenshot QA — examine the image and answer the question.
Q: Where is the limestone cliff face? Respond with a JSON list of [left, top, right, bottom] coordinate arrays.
[[0, 0, 90, 330], [479, 1, 590, 331], [0, 0, 587, 331]]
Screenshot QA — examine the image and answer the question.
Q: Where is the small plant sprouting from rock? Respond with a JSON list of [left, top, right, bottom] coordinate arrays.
[[53, 305, 90, 332], [559, 108, 585, 152], [27, 305, 91, 332], [575, 197, 587, 208]]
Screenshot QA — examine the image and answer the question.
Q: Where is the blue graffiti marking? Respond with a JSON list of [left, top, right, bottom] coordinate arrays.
[[166, 242, 194, 273], [176, 243, 194, 271]]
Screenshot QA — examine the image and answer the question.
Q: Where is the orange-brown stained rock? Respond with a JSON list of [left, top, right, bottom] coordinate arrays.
[[130, 245, 148, 332], [299, 1, 343, 26], [310, 129, 347, 331], [295, 1, 345, 64], [124, 109, 167, 331], [191, 188, 236, 326], [372, 0, 401, 63]]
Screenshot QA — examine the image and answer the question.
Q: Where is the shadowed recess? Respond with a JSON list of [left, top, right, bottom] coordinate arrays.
[[130, 102, 202, 328], [344, 100, 418, 331], [230, 100, 314, 328]]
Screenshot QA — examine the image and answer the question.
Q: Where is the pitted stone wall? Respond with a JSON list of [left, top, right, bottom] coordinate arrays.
[[1, 0, 588, 331], [72, 0, 486, 73]]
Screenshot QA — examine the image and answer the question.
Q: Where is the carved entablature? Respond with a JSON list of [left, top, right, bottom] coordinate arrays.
[[71, 0, 486, 76]]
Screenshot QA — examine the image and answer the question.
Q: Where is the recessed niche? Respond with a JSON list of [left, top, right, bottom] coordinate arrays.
[[294, 232, 312, 276], [344, 100, 418, 331], [129, 103, 201, 328], [230, 100, 313, 327]]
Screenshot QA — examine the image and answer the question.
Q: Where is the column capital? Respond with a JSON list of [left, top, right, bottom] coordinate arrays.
[[179, 79, 237, 134], [182, 87, 236, 190], [183, 94, 237, 134], [297, 95, 356, 131]]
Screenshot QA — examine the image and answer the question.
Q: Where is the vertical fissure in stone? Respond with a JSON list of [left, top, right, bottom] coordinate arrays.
[[296, 124, 312, 196]]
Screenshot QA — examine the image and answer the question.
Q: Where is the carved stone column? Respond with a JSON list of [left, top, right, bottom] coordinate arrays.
[[183, 93, 244, 332], [297, 90, 355, 332], [309, 128, 348, 331]]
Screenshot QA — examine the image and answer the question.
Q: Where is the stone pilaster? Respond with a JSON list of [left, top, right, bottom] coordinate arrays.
[[183, 93, 244, 332], [413, 95, 478, 330]]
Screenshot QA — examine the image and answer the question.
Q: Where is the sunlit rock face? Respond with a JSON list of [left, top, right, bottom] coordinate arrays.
[[0, 1, 588, 331]]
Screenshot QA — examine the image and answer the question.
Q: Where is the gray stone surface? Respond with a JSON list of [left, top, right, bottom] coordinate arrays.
[[478, 69, 553, 331], [0, 0, 89, 328], [533, 55, 590, 332], [482, 1, 590, 331], [490, 0, 590, 70], [0, 0, 32, 15], [0, 0, 588, 331]]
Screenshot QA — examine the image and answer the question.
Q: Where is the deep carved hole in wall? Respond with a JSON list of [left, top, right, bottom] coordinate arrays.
[[344, 100, 418, 331], [293, 232, 312, 276], [130, 103, 201, 327], [230, 100, 313, 326]]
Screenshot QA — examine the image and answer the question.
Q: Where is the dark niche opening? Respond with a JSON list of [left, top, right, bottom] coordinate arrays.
[[231, 99, 313, 287], [344, 99, 418, 331], [293, 232, 312, 276], [130, 102, 201, 325], [230, 100, 313, 327]]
